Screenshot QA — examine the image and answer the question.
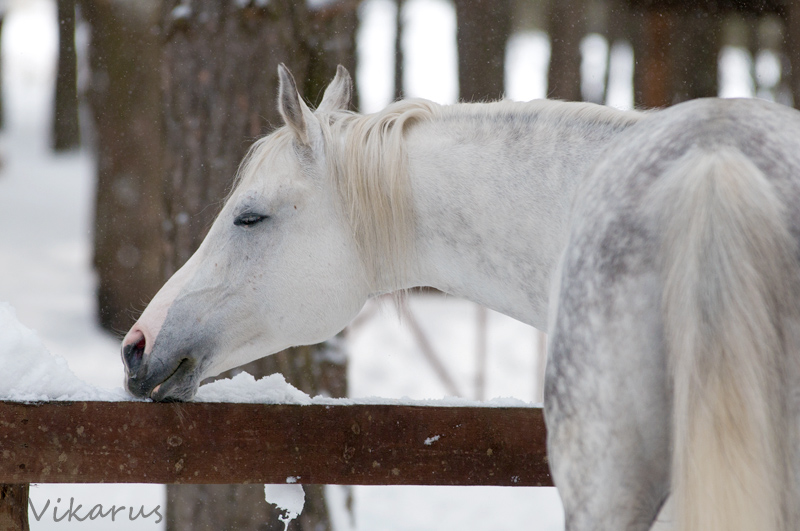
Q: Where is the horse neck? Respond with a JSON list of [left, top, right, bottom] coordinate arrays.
[[404, 100, 643, 329]]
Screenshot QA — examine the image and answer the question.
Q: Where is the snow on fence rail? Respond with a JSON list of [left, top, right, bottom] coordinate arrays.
[[0, 401, 550, 530]]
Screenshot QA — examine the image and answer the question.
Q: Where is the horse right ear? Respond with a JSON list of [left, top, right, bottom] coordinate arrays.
[[277, 64, 315, 146], [317, 65, 353, 113]]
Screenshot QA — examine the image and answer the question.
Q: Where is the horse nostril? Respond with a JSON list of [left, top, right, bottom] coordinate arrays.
[[122, 333, 147, 373]]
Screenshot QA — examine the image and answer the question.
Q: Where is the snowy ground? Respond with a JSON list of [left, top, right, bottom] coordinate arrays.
[[0, 0, 763, 529]]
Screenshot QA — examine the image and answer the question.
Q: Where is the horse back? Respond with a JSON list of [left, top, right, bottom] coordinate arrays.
[[570, 98, 800, 272], [557, 97, 800, 530]]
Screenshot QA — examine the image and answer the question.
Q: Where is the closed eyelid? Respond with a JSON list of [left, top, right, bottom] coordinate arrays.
[[233, 212, 269, 227]]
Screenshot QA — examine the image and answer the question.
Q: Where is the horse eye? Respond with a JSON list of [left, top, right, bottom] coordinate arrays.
[[234, 212, 268, 227]]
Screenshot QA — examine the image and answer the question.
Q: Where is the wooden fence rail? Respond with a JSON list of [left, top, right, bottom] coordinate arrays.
[[0, 401, 550, 530]]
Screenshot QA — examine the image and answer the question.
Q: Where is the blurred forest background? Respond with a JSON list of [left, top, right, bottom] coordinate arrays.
[[7, 0, 800, 528]]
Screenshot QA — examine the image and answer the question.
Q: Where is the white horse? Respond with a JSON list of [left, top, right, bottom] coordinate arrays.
[[122, 65, 800, 531]]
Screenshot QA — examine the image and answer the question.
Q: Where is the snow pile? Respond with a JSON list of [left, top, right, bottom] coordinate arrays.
[[264, 482, 305, 530], [195, 371, 536, 407], [0, 302, 128, 401], [195, 372, 314, 404]]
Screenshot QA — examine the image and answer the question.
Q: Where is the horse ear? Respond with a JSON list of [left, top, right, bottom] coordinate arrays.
[[317, 65, 353, 114], [277, 63, 315, 145]]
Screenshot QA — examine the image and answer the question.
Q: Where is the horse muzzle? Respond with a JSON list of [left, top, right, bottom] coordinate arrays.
[[121, 329, 204, 402]]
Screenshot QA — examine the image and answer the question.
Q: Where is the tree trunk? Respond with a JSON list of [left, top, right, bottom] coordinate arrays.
[[786, 2, 800, 108], [670, 8, 720, 104], [53, 0, 80, 151], [86, 0, 353, 525], [0, 484, 28, 531], [304, 0, 360, 110], [546, 0, 587, 101], [394, 0, 405, 100], [454, 0, 512, 102], [84, 0, 165, 334], [166, 481, 335, 531], [632, 8, 674, 108], [632, 6, 720, 108], [160, 0, 309, 277], [158, 2, 352, 529]]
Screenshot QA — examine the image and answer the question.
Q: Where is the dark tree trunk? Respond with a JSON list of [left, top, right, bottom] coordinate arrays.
[[304, 0, 360, 110], [632, 6, 721, 108], [85, 0, 353, 525], [599, 0, 633, 105], [158, 2, 352, 529], [0, 484, 28, 531], [159, 0, 309, 278], [632, 8, 674, 108], [546, 0, 587, 101], [53, 0, 80, 151], [166, 482, 334, 531], [786, 2, 800, 109], [395, 0, 405, 100], [454, 0, 512, 102], [84, 0, 165, 334], [166, 484, 278, 531], [670, 8, 720, 103]]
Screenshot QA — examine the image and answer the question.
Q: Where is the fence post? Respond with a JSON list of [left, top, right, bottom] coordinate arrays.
[[0, 484, 28, 531]]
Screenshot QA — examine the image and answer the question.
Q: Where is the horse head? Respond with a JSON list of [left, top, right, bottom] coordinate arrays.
[[120, 65, 371, 401]]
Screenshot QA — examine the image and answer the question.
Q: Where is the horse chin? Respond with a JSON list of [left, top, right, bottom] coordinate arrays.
[[150, 381, 198, 403], [125, 354, 202, 402], [148, 358, 201, 402]]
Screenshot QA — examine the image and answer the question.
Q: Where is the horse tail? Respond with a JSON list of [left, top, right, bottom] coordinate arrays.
[[659, 147, 797, 531]]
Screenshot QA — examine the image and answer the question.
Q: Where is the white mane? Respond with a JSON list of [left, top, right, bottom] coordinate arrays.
[[324, 99, 439, 291], [436, 98, 644, 135]]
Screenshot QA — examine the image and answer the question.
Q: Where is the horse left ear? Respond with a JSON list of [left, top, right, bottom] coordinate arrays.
[[277, 63, 317, 146], [317, 65, 353, 114]]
